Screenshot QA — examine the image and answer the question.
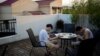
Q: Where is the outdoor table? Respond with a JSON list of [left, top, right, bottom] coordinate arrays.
[[55, 33, 77, 48]]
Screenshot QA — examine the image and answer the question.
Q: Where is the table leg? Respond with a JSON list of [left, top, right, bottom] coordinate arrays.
[[64, 47, 67, 56], [61, 39, 63, 48]]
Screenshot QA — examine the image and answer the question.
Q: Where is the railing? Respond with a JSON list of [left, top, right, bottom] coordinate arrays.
[[0, 19, 16, 37]]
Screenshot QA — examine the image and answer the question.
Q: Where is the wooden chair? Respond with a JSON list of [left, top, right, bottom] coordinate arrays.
[[26, 28, 49, 56]]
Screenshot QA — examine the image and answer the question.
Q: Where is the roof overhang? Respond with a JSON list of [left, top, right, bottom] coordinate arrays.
[[0, 0, 17, 6]]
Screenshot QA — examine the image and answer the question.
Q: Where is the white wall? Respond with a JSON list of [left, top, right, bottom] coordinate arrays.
[[0, 0, 6, 3], [15, 14, 72, 39], [0, 35, 20, 45], [16, 15, 58, 39], [0, 14, 72, 45], [58, 14, 72, 23]]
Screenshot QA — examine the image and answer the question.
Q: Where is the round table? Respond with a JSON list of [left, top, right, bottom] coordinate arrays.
[[55, 33, 77, 48]]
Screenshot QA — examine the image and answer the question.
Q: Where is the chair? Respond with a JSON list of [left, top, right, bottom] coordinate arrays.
[[65, 39, 96, 56], [65, 29, 100, 56], [64, 24, 75, 33], [26, 28, 49, 56], [76, 39, 96, 56]]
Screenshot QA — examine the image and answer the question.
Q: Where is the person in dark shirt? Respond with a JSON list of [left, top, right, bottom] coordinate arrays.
[[77, 29, 100, 56]]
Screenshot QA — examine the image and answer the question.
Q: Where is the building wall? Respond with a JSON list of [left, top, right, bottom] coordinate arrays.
[[39, 6, 50, 14], [0, 6, 12, 19], [50, 0, 62, 7], [50, 0, 62, 14], [12, 0, 39, 16], [12, 0, 62, 15], [38, 0, 62, 14]]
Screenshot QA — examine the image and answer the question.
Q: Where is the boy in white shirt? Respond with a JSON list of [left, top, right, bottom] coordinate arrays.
[[39, 24, 59, 54]]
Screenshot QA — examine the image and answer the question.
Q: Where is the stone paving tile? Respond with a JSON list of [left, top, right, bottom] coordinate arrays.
[[0, 45, 6, 56], [0, 39, 65, 56], [4, 39, 32, 56], [1, 38, 100, 56]]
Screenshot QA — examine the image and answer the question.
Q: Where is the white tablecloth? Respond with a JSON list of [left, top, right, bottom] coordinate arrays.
[[55, 33, 77, 39]]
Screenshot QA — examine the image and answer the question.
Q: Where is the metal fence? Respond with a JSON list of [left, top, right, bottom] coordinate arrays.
[[0, 19, 16, 37]]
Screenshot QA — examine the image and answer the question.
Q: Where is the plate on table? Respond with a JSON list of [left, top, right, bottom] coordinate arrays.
[[55, 33, 66, 37]]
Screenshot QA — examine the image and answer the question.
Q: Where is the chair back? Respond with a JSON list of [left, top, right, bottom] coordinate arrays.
[[26, 28, 39, 47], [77, 39, 95, 56], [64, 24, 75, 33]]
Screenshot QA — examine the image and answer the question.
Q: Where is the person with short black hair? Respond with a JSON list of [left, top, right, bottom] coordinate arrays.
[[75, 26, 93, 40], [75, 26, 82, 32], [46, 24, 53, 29], [39, 24, 59, 55]]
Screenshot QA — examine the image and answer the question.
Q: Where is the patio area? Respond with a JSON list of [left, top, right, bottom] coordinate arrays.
[[0, 37, 100, 56], [0, 0, 100, 56], [0, 14, 100, 56], [0, 38, 65, 56]]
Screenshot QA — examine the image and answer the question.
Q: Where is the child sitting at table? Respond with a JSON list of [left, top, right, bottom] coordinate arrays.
[[75, 26, 93, 40], [39, 24, 59, 55]]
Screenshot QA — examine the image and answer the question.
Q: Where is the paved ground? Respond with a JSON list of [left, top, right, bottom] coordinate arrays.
[[0, 39, 32, 56], [0, 38, 100, 56], [0, 39, 64, 56]]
